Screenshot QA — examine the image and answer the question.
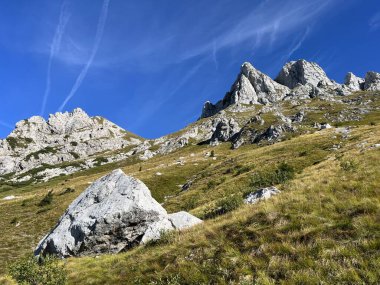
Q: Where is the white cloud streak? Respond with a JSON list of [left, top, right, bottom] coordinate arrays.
[[178, 0, 334, 62], [0, 120, 13, 130], [58, 0, 111, 112], [285, 27, 311, 59], [369, 11, 380, 31], [40, 1, 70, 116]]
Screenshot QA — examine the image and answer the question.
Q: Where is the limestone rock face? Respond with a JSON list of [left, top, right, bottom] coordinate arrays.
[[200, 62, 290, 118], [345, 72, 364, 91], [210, 118, 240, 145], [0, 108, 141, 177], [168, 211, 202, 230], [244, 186, 280, 204], [364, 71, 380, 91], [35, 169, 202, 257], [241, 62, 290, 104], [275, 60, 333, 89]]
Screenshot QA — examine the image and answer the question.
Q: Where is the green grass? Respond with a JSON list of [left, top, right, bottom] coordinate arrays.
[[0, 93, 379, 284]]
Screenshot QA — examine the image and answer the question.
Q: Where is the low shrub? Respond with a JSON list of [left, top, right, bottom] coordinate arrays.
[[58, 188, 75, 196], [38, 190, 54, 207], [8, 255, 67, 285], [203, 195, 243, 219], [250, 162, 295, 189], [340, 159, 358, 172]]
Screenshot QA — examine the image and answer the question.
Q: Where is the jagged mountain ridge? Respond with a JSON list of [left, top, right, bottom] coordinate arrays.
[[1, 59, 379, 184], [0, 108, 142, 179], [201, 59, 380, 118]]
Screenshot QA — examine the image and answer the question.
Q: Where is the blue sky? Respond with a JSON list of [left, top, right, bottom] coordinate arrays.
[[0, 0, 379, 139]]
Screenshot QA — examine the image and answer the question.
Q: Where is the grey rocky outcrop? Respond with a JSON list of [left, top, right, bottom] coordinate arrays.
[[35, 169, 202, 258], [0, 108, 141, 178], [364, 71, 380, 91], [201, 62, 290, 118], [244, 186, 280, 204], [201, 59, 380, 121], [210, 118, 240, 145], [275, 60, 333, 89], [344, 72, 364, 91]]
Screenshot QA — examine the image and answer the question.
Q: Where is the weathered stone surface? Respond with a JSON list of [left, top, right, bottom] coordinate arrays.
[[275, 60, 333, 89], [35, 169, 201, 257], [168, 211, 202, 230], [344, 72, 364, 91], [0, 108, 141, 178], [200, 62, 290, 118], [244, 186, 280, 204], [210, 118, 240, 145], [364, 71, 380, 91]]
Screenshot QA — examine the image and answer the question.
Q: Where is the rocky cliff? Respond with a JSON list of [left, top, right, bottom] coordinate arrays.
[[0, 108, 142, 179], [201, 59, 380, 119]]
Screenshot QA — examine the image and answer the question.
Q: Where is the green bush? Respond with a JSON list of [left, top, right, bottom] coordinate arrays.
[[38, 191, 54, 207], [69, 152, 80, 159], [58, 188, 75, 196], [25, 147, 57, 161], [8, 255, 67, 285], [340, 159, 358, 172], [250, 162, 295, 189], [203, 195, 243, 219], [94, 156, 108, 166], [70, 141, 78, 146]]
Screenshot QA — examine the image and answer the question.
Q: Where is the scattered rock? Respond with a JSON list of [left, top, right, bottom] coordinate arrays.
[[168, 211, 202, 230], [2, 195, 16, 200], [320, 123, 332, 130], [244, 186, 281, 204]]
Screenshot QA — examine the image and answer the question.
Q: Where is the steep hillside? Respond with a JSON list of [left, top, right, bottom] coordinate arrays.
[[0, 60, 379, 284]]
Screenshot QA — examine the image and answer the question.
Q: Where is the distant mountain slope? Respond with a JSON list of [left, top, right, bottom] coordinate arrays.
[[0, 108, 142, 180], [1, 60, 380, 185]]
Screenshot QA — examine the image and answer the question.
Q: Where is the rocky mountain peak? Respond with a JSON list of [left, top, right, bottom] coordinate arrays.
[[275, 59, 333, 89], [0, 108, 142, 177], [200, 62, 289, 118], [344, 72, 364, 90]]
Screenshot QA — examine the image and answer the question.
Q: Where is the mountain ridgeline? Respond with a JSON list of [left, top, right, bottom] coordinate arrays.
[[0, 59, 379, 185], [1, 59, 380, 284]]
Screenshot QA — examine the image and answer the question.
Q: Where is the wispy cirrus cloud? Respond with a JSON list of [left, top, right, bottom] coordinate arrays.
[[0, 120, 13, 130], [369, 11, 380, 31], [285, 27, 311, 60], [40, 1, 70, 116], [58, 0, 111, 112], [177, 0, 336, 62], [43, 0, 339, 72]]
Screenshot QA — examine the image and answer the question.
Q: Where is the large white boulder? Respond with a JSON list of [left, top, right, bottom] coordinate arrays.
[[35, 169, 202, 257]]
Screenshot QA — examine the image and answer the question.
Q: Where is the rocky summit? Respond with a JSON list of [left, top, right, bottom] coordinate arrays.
[[1, 60, 379, 186], [35, 169, 202, 257], [201, 59, 380, 119], [0, 108, 142, 182]]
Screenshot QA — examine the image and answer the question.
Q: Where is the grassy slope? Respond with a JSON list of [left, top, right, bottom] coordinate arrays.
[[65, 125, 380, 284], [0, 93, 379, 284]]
